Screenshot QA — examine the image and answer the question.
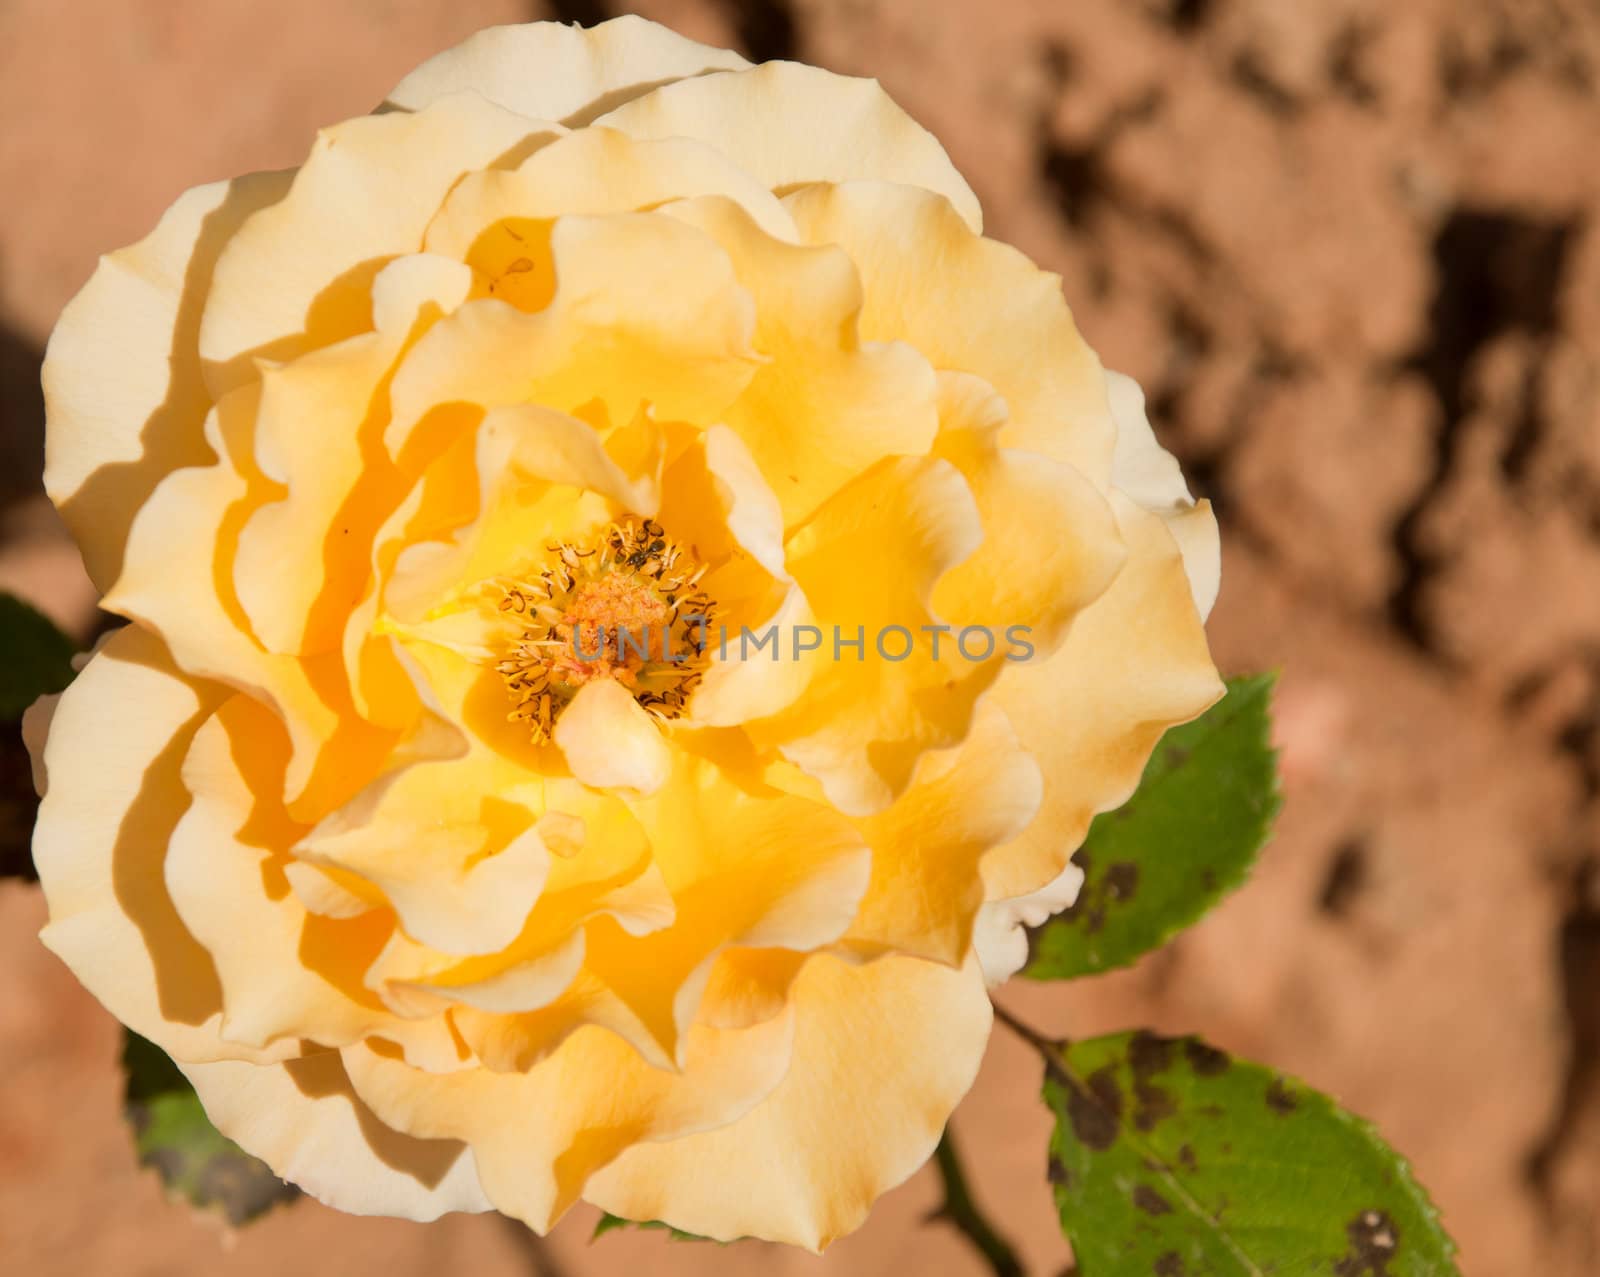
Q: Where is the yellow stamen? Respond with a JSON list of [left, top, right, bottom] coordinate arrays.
[[492, 518, 715, 741]]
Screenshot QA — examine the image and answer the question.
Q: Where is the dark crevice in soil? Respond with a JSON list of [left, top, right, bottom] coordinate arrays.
[[1528, 858, 1600, 1203], [1041, 141, 1109, 231], [0, 321, 44, 507], [1231, 50, 1302, 116], [1146, 298, 1214, 429], [1551, 658, 1600, 801], [1328, 22, 1381, 108], [1439, 26, 1530, 102], [1319, 838, 1370, 918], [1145, 0, 1214, 34], [715, 0, 801, 64], [1386, 208, 1575, 651], [1039, 87, 1210, 272], [541, 0, 613, 28]]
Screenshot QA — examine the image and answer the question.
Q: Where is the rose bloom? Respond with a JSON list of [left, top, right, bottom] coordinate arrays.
[[30, 16, 1220, 1248]]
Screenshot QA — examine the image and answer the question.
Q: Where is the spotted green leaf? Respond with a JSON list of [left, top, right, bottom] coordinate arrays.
[[1045, 1030, 1460, 1276], [122, 1030, 297, 1226], [1026, 673, 1280, 980]]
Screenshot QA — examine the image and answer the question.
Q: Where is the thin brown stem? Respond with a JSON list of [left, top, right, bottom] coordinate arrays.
[[989, 998, 1064, 1054], [930, 1125, 1027, 1277]]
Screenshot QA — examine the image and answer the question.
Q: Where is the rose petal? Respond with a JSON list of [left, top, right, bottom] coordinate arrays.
[[584, 952, 992, 1250], [234, 253, 474, 654], [751, 456, 989, 816], [343, 1009, 796, 1232], [786, 180, 1116, 483], [43, 171, 292, 591], [385, 15, 749, 125], [165, 695, 409, 1053], [199, 93, 556, 392], [425, 127, 797, 265], [597, 61, 982, 232], [930, 370, 1126, 658], [972, 859, 1087, 986], [31, 626, 289, 1065], [843, 700, 1042, 966], [554, 679, 672, 795], [1106, 368, 1221, 619], [982, 494, 1224, 901], [181, 1050, 491, 1219], [387, 211, 760, 458], [662, 194, 940, 527]]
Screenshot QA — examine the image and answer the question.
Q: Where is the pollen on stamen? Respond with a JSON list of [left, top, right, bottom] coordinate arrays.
[[490, 518, 716, 741]]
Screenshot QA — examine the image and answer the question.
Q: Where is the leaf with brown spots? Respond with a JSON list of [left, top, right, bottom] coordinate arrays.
[[1043, 1031, 1459, 1275], [122, 1030, 296, 1227], [1026, 675, 1281, 980]]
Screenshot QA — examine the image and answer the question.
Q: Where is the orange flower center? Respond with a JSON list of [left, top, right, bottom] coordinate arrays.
[[493, 519, 715, 739]]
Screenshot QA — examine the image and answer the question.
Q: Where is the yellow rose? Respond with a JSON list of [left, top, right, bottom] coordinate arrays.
[[30, 16, 1221, 1248]]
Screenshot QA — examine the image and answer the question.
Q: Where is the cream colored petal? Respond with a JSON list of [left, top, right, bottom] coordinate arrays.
[[657, 423, 787, 581], [576, 752, 871, 1064], [285, 859, 383, 919], [651, 422, 815, 727], [297, 750, 548, 959], [31, 626, 289, 1065], [1106, 369, 1221, 620], [984, 494, 1224, 900], [199, 93, 557, 392], [554, 679, 672, 795], [690, 582, 817, 727], [380, 859, 674, 1022], [786, 181, 1116, 483], [234, 253, 473, 655], [101, 386, 412, 821], [973, 859, 1086, 986], [43, 170, 292, 591], [425, 127, 796, 264], [382, 399, 662, 629], [387, 212, 760, 457], [597, 62, 982, 232], [694, 948, 809, 1031], [843, 700, 1042, 966], [369, 784, 666, 1024], [751, 456, 989, 816], [585, 952, 992, 1249], [343, 1010, 795, 1232], [661, 194, 939, 527], [372, 929, 588, 1022], [385, 15, 749, 125], [180, 1051, 490, 1219], [466, 750, 870, 1072], [931, 371, 1126, 657], [165, 695, 405, 1052]]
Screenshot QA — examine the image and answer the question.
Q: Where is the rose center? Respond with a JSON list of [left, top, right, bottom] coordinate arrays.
[[493, 518, 715, 740]]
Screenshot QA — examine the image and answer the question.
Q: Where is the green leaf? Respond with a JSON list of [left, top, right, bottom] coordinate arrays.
[[593, 1213, 715, 1243], [0, 592, 76, 720], [0, 593, 76, 879], [1026, 673, 1280, 980], [122, 1030, 297, 1226], [1045, 1030, 1460, 1276]]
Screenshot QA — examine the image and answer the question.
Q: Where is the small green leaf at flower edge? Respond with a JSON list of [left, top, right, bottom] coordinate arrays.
[[0, 591, 76, 720], [0, 592, 77, 879], [593, 1212, 721, 1243], [1025, 673, 1281, 980], [1045, 1030, 1460, 1276], [122, 1030, 297, 1226]]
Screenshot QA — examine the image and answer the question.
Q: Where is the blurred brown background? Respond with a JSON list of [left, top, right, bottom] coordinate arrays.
[[2, 1, 1597, 1273]]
